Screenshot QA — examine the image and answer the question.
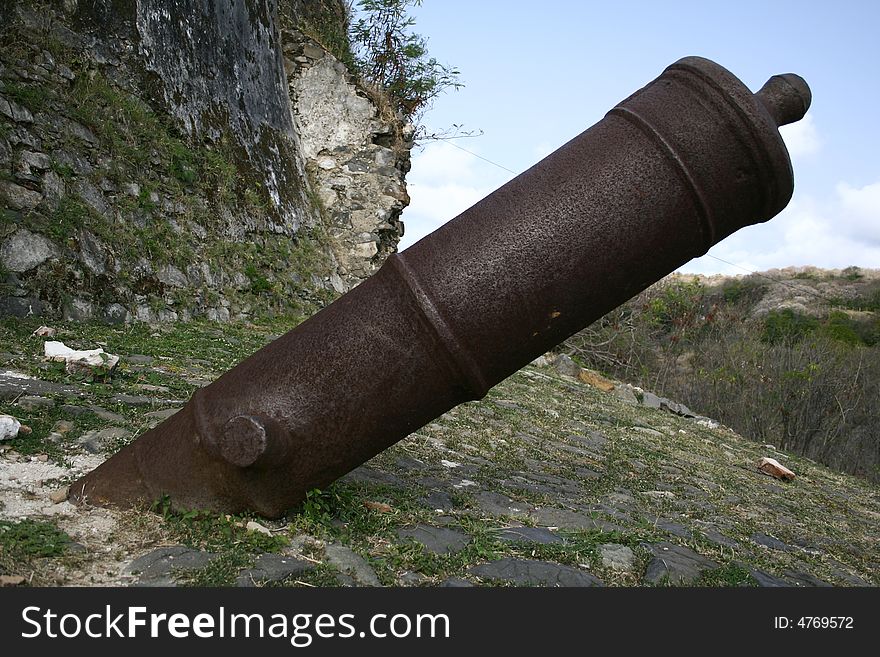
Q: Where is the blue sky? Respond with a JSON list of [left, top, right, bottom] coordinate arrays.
[[395, 0, 880, 275]]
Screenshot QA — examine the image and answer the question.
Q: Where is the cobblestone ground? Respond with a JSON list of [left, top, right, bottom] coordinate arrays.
[[1, 318, 877, 587]]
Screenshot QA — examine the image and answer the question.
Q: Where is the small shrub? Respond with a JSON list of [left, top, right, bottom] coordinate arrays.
[[643, 278, 705, 335], [245, 264, 271, 295], [169, 142, 198, 185], [841, 266, 863, 281], [719, 276, 767, 305], [350, 0, 462, 122], [762, 309, 818, 345], [820, 311, 862, 346]]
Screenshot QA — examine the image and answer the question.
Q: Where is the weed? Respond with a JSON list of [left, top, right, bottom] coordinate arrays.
[[697, 563, 757, 587], [150, 497, 288, 586], [3, 82, 52, 111], [245, 264, 272, 295], [45, 195, 91, 240], [169, 141, 197, 185], [49, 157, 75, 180], [283, 564, 340, 587], [291, 483, 402, 540], [0, 519, 71, 561], [297, 488, 336, 528]]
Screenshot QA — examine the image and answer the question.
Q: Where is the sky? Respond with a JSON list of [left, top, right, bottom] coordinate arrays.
[[394, 0, 880, 276]]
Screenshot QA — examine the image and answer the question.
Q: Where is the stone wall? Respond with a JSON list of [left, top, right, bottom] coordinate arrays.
[[0, 0, 410, 322], [285, 29, 412, 288]]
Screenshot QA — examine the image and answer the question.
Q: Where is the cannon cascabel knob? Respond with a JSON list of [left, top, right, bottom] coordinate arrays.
[[756, 73, 812, 127]]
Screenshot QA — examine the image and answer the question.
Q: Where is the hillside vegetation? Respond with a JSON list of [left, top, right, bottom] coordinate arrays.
[[564, 266, 880, 482]]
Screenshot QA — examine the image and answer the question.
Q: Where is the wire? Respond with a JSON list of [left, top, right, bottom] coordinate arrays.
[[439, 139, 519, 175], [703, 253, 844, 306]]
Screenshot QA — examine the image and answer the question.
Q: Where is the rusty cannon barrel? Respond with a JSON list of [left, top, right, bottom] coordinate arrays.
[[70, 56, 811, 518]]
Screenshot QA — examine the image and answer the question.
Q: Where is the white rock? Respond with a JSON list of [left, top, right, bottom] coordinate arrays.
[[18, 150, 51, 172], [42, 170, 65, 208], [44, 340, 120, 373], [352, 241, 378, 259], [245, 520, 273, 536], [292, 57, 376, 159], [600, 543, 636, 572], [0, 229, 57, 272], [32, 325, 56, 337], [157, 264, 188, 288], [329, 272, 346, 294], [49, 488, 69, 504], [757, 457, 796, 481], [0, 370, 34, 380], [0, 415, 22, 441]]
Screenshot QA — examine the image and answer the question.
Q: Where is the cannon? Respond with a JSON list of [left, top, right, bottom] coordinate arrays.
[[69, 56, 811, 518]]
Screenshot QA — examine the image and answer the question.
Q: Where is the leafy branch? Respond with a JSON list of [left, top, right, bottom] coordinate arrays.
[[349, 0, 463, 125]]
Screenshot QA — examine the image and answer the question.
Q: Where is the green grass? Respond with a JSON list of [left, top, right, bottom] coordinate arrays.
[[0, 315, 298, 372], [0, 315, 303, 458], [151, 497, 290, 587], [696, 563, 757, 587], [3, 82, 52, 112], [49, 157, 75, 180], [0, 519, 72, 579], [45, 195, 91, 240], [0, 400, 105, 459], [0, 313, 876, 587]]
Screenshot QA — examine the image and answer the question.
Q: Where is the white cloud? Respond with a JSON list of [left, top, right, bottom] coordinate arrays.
[[836, 181, 880, 245], [405, 142, 476, 185], [398, 142, 513, 250], [401, 182, 490, 244], [682, 180, 880, 275], [779, 113, 821, 158]]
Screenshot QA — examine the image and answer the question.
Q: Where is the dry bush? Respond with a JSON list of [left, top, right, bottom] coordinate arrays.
[[564, 280, 880, 482]]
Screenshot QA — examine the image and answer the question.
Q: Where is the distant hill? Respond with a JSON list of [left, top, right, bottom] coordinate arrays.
[[564, 266, 880, 482]]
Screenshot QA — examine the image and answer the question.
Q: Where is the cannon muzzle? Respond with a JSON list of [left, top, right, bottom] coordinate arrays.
[[70, 57, 811, 517]]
